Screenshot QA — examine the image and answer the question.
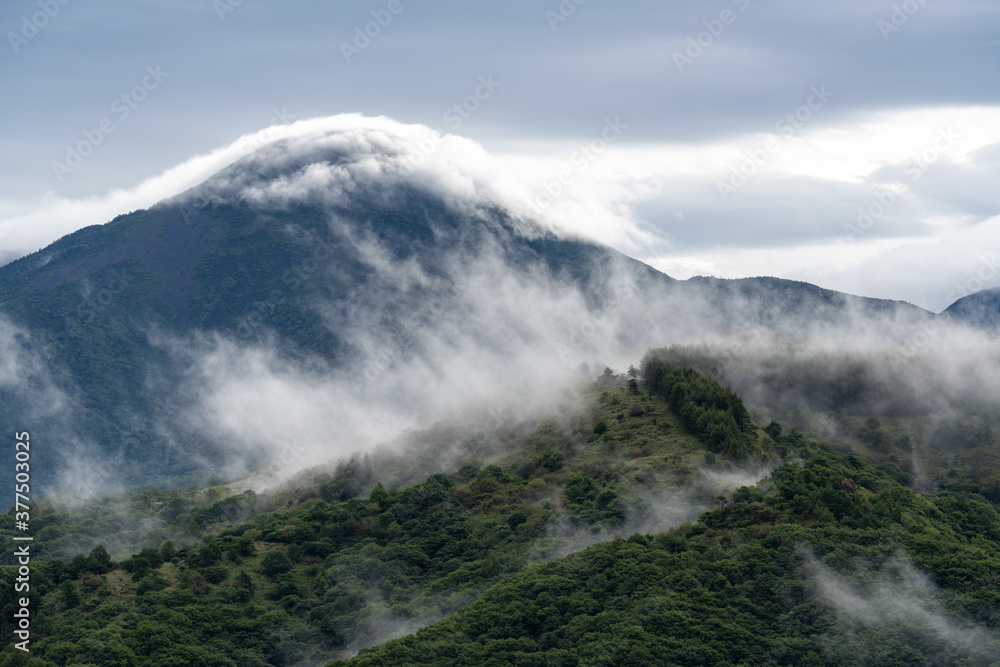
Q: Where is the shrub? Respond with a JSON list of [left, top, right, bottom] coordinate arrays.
[[261, 550, 292, 577]]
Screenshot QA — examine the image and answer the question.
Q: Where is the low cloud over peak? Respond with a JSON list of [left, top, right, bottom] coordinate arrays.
[[0, 114, 666, 268], [3, 108, 1000, 312]]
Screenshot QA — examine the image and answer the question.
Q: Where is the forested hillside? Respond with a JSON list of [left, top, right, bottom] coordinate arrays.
[[643, 344, 1000, 504], [2, 366, 999, 666], [0, 368, 745, 665], [339, 426, 1000, 666]]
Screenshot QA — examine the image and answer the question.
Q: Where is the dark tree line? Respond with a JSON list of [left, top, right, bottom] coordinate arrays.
[[641, 356, 758, 459]]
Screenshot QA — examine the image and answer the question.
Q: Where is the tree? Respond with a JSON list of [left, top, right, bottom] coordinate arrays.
[[122, 555, 151, 579], [60, 580, 79, 609], [88, 545, 115, 574], [68, 553, 89, 578], [478, 552, 501, 578], [197, 542, 222, 567], [161, 539, 176, 562], [261, 550, 292, 577], [236, 572, 255, 593], [764, 421, 783, 440]]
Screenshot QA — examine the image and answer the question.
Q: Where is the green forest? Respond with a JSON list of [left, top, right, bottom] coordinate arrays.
[[2, 360, 999, 666]]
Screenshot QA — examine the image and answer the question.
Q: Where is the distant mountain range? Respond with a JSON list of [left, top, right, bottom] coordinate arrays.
[[0, 126, 995, 499]]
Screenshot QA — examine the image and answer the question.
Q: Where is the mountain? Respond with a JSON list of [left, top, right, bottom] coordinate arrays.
[[337, 426, 1000, 667], [0, 370, 748, 662], [944, 287, 1000, 328], [0, 124, 938, 500], [2, 368, 998, 666]]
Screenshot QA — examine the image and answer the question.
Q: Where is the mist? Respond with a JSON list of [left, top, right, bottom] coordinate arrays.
[[135, 123, 1000, 492], [0, 316, 118, 502], [527, 463, 774, 562], [805, 550, 1000, 664], [4, 119, 998, 502], [643, 314, 1000, 483]]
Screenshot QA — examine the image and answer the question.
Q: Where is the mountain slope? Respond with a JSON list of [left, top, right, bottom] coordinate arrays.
[[0, 125, 934, 500], [0, 371, 766, 664], [944, 288, 1000, 328], [335, 429, 1000, 667], [5, 368, 998, 666]]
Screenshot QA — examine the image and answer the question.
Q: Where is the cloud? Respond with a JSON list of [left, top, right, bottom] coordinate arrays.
[[4, 110, 1000, 495], [0, 316, 68, 412], [138, 141, 997, 485], [486, 106, 1000, 311], [0, 113, 664, 265], [146, 233, 636, 485], [651, 309, 1000, 418], [527, 463, 774, 562], [4, 107, 1000, 311], [0, 316, 115, 501], [648, 218, 1000, 313]]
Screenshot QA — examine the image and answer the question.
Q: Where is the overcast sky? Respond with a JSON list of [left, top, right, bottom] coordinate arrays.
[[2, 0, 999, 311]]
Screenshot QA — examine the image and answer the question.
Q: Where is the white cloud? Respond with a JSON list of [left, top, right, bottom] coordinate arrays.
[[3, 108, 1000, 311], [149, 237, 641, 482]]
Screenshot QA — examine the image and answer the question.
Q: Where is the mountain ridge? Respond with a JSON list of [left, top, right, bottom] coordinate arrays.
[[0, 126, 993, 501]]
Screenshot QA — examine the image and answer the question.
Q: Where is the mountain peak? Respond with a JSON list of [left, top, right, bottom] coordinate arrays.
[[943, 286, 1000, 328], [169, 118, 528, 234]]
